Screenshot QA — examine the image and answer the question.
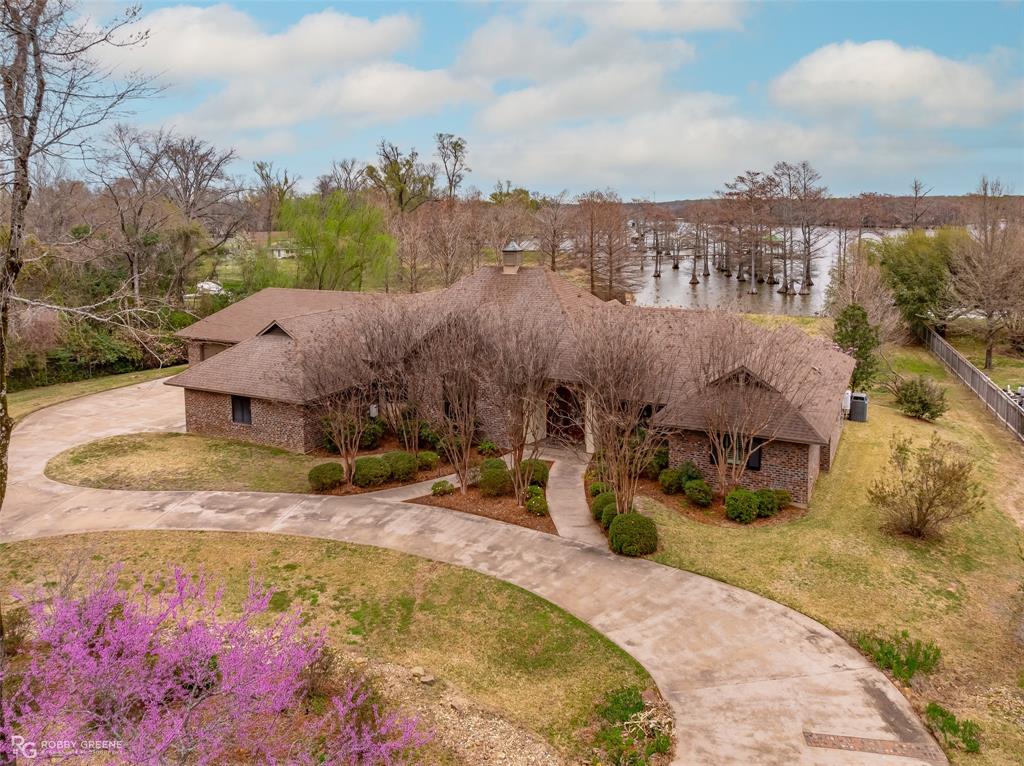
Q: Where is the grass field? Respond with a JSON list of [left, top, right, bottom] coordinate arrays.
[[46, 431, 325, 493], [943, 320, 1024, 391], [0, 531, 651, 762], [9, 366, 187, 423], [640, 346, 1024, 765]]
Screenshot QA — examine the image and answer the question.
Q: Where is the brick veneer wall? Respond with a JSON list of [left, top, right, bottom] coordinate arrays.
[[184, 389, 321, 453], [820, 408, 845, 473], [667, 429, 816, 506]]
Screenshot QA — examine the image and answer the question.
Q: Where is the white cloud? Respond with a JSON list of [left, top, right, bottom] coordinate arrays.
[[97, 4, 417, 79], [469, 93, 954, 194], [531, 1, 746, 33], [770, 40, 1024, 128]]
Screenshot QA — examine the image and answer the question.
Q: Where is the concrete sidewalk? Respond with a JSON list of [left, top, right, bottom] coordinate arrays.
[[2, 380, 945, 766]]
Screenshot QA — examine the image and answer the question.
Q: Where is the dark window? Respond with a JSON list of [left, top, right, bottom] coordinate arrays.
[[231, 395, 252, 425], [709, 435, 764, 471]]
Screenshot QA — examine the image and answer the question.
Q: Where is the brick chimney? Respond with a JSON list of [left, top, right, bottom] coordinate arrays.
[[502, 241, 523, 274]]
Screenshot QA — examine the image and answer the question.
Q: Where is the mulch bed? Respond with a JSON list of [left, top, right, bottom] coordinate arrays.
[[635, 478, 807, 529], [320, 464, 450, 497], [409, 485, 558, 535]]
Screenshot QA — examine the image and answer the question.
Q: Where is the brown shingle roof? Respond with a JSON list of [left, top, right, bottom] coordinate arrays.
[[167, 267, 855, 445]]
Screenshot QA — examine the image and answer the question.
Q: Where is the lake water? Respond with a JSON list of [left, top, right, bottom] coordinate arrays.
[[633, 227, 891, 316]]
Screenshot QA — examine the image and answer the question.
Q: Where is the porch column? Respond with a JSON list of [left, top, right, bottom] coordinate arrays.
[[528, 398, 548, 443]]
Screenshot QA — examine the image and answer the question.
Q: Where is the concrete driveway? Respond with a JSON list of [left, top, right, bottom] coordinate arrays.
[[2, 380, 945, 766]]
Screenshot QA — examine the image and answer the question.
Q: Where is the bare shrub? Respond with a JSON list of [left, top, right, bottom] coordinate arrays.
[[868, 433, 985, 539]]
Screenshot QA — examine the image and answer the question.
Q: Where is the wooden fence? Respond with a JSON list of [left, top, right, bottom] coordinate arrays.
[[921, 327, 1024, 442]]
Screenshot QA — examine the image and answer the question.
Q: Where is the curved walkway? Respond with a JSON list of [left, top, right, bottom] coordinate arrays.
[[3, 380, 944, 766]]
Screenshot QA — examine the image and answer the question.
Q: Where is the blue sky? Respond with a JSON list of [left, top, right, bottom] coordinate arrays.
[[90, 1, 1024, 198]]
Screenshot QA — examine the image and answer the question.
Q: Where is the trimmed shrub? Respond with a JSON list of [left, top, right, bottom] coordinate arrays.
[[382, 451, 417, 483], [431, 479, 455, 496], [480, 457, 506, 472], [359, 419, 386, 450], [526, 484, 544, 499], [526, 495, 549, 516], [771, 489, 792, 508], [893, 375, 948, 421], [592, 492, 617, 522], [589, 481, 608, 498], [683, 479, 713, 507], [600, 504, 619, 530], [658, 462, 702, 494], [477, 439, 500, 457], [754, 488, 780, 518], [479, 463, 513, 497], [608, 513, 658, 556], [520, 459, 549, 487], [724, 488, 759, 524], [308, 462, 345, 492], [352, 456, 390, 488], [416, 450, 440, 471], [642, 446, 670, 480]]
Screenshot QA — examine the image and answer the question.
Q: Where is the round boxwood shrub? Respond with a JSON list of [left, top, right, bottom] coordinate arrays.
[[480, 457, 506, 472], [526, 484, 544, 499], [520, 459, 549, 487], [526, 495, 549, 516], [431, 479, 455, 496], [381, 451, 417, 483], [352, 456, 390, 488], [658, 468, 684, 494], [479, 464, 513, 497], [609, 513, 658, 556], [600, 503, 619, 530], [592, 492, 617, 522], [724, 488, 759, 524], [416, 450, 440, 471], [308, 462, 345, 492], [589, 481, 608, 498], [683, 479, 713, 507], [754, 488, 780, 518]]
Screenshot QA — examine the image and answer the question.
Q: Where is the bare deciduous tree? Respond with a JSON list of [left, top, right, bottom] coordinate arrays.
[[435, 133, 469, 201], [825, 245, 906, 344], [418, 307, 487, 493], [300, 317, 376, 486], [1, 2, 152, 759], [533, 190, 571, 271], [950, 176, 1024, 369], [252, 160, 298, 234], [480, 311, 558, 506], [573, 307, 673, 514], [692, 313, 820, 495]]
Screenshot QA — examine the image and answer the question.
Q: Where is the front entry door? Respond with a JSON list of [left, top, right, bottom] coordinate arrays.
[[547, 386, 585, 444]]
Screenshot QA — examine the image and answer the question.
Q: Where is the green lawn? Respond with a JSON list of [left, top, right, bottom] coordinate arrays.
[[943, 320, 1024, 390], [46, 431, 324, 493], [9, 366, 186, 423], [640, 346, 1024, 765], [0, 531, 651, 762]]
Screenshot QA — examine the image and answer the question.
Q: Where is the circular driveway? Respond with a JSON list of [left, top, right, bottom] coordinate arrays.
[[2, 380, 945, 766]]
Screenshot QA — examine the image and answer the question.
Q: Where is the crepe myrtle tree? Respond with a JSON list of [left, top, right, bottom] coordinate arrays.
[[418, 306, 488, 494], [693, 313, 819, 496], [300, 314, 378, 486], [480, 309, 559, 506], [0, 566, 429, 765], [573, 307, 674, 514]]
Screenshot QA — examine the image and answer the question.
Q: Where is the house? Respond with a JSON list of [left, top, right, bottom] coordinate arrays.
[[167, 249, 854, 505]]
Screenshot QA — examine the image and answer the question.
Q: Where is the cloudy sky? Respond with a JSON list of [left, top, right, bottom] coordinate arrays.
[[89, 0, 1024, 198]]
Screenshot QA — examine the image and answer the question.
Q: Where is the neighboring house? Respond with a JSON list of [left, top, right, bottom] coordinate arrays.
[[167, 251, 854, 505]]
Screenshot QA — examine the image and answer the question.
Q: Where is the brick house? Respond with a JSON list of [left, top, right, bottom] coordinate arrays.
[[167, 254, 854, 504]]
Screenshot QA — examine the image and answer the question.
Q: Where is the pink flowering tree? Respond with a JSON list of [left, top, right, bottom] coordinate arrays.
[[0, 567, 429, 764]]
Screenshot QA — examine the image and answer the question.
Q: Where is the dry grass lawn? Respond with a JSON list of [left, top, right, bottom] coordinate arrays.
[[0, 531, 651, 762], [640, 347, 1024, 765], [46, 431, 324, 493], [9, 365, 186, 423]]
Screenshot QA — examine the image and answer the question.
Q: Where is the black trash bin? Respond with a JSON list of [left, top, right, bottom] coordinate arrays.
[[850, 392, 868, 422]]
